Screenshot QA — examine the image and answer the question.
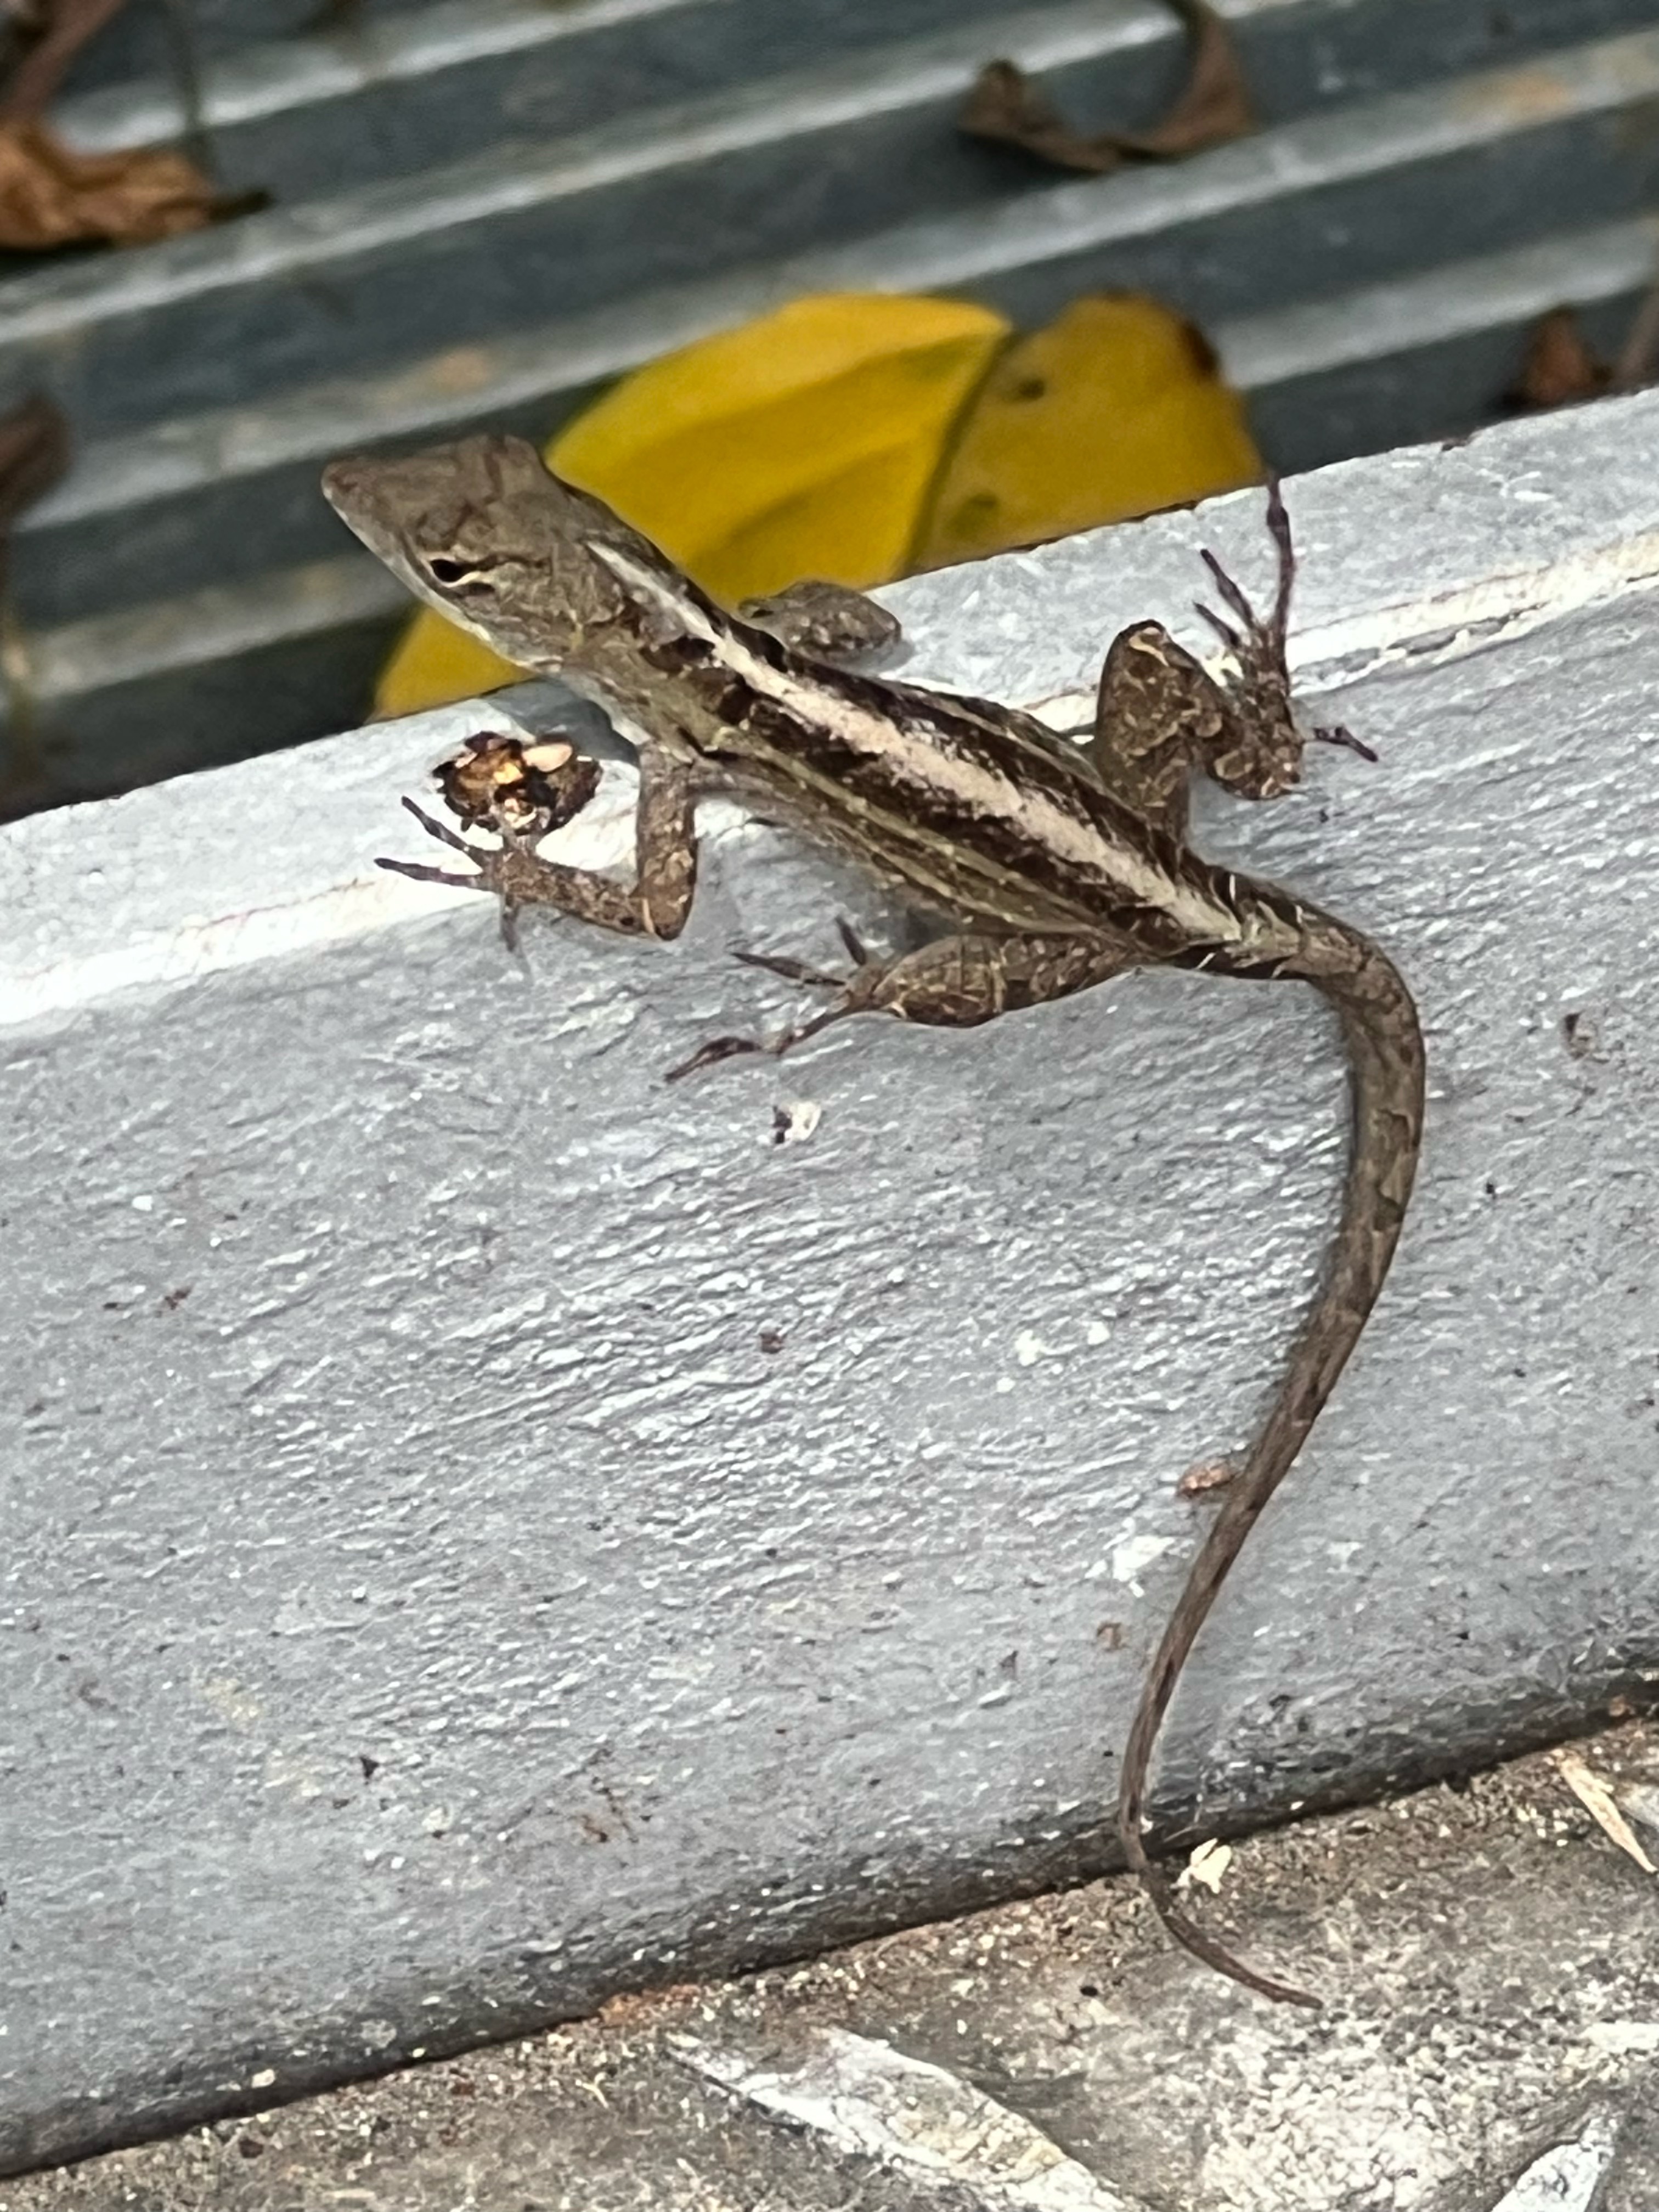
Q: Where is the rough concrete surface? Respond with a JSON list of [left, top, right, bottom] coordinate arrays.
[[8, 1722, 1659, 2211], [4, 394, 1659, 2170]]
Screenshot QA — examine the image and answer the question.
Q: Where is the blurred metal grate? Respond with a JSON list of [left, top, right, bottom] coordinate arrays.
[[5, 0, 1659, 808]]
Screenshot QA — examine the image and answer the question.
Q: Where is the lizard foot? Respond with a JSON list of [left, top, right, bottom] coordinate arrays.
[[1194, 481, 1372, 782], [377, 735, 606, 946], [1194, 477, 1294, 668], [664, 921, 874, 1082], [732, 916, 871, 994], [378, 798, 562, 951]]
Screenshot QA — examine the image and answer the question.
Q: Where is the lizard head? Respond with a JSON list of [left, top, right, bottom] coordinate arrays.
[[321, 433, 659, 673]]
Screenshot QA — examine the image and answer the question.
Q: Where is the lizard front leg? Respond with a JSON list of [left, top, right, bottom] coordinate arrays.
[[669, 926, 1136, 1081], [379, 747, 698, 949], [737, 579, 901, 664]]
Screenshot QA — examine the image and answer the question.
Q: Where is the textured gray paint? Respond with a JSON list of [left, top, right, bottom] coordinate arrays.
[[3, 399, 1659, 2170]]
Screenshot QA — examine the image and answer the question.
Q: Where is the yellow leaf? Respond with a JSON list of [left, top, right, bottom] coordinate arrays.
[[913, 293, 1262, 571], [552, 291, 1010, 599], [371, 293, 1008, 717], [373, 614, 521, 724], [369, 290, 1260, 720]]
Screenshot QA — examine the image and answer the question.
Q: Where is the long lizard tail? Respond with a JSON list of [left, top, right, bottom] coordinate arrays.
[[1115, 940, 1425, 2005]]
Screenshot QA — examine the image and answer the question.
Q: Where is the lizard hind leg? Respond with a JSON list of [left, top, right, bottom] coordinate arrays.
[[1082, 485, 1308, 836], [665, 926, 1136, 1082]]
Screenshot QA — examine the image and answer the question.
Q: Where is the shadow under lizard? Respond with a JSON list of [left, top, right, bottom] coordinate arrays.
[[323, 434, 1426, 2007]]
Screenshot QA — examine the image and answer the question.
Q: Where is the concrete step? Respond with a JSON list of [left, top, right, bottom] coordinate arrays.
[[4, 396, 1658, 2174], [47, 0, 1655, 212], [7, 0, 1659, 804], [19, 214, 1658, 805], [53, 0, 1034, 202], [7, 5, 1659, 438], [7, 1726, 1656, 2202]]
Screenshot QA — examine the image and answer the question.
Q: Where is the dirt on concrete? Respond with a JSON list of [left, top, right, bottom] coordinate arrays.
[[7, 1716, 1659, 2212]]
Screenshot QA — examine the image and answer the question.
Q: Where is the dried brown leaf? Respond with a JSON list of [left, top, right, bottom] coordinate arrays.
[[0, 120, 218, 247], [0, 389, 68, 535], [1612, 281, 1659, 391], [1509, 308, 1612, 413], [0, 390, 70, 811], [960, 0, 1253, 177], [1554, 1748, 1658, 1876]]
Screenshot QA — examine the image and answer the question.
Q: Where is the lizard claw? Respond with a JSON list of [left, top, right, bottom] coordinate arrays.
[[670, 914, 878, 1075], [1194, 478, 1296, 671], [400, 794, 483, 858], [731, 916, 870, 994], [663, 1032, 771, 1083], [664, 995, 850, 1085], [376, 856, 485, 892], [1312, 721, 1378, 763], [833, 916, 869, 967], [376, 797, 504, 891], [1194, 579, 1249, 654], [667, 928, 875, 1081], [733, 948, 846, 991], [378, 797, 565, 944]]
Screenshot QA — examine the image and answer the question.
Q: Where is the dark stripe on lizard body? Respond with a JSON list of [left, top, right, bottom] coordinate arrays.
[[606, 593, 1314, 963]]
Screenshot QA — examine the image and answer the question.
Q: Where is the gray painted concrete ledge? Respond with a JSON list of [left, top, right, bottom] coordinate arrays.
[[10, 1719, 1659, 2212], [3, 391, 1658, 2175]]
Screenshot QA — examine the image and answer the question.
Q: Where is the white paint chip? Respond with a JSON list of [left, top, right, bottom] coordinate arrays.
[[1583, 2021, 1659, 2056], [772, 1098, 823, 1146], [673, 2024, 1151, 2210], [1110, 1534, 1174, 1588], [1487, 2104, 1623, 2212], [1176, 1839, 1233, 1895]]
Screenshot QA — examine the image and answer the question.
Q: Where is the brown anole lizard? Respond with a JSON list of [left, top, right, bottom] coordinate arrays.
[[323, 435, 1425, 2006]]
